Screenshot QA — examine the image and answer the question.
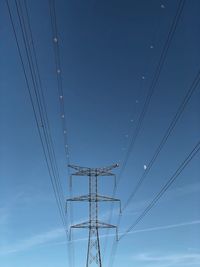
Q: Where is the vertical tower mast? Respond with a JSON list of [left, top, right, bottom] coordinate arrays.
[[67, 164, 121, 267]]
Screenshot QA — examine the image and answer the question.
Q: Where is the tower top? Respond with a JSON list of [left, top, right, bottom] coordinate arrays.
[[68, 163, 119, 176]]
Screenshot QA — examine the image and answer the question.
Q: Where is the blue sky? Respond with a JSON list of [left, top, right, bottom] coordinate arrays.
[[0, 0, 200, 267]]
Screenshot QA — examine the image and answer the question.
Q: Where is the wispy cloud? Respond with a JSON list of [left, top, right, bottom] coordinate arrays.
[[46, 219, 200, 246], [172, 182, 200, 197], [0, 228, 64, 255], [0, 207, 9, 226], [124, 219, 200, 235], [1, 219, 200, 255], [0, 191, 34, 227], [133, 252, 200, 267]]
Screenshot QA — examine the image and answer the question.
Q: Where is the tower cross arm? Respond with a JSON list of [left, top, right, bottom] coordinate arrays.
[[68, 163, 119, 177], [70, 221, 119, 241], [66, 194, 120, 202], [66, 194, 121, 214]]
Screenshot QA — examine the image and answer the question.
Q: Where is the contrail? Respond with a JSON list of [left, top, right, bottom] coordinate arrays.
[[3, 219, 199, 255], [59, 219, 200, 244]]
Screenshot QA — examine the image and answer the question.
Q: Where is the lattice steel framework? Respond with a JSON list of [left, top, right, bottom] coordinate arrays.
[[67, 164, 121, 267]]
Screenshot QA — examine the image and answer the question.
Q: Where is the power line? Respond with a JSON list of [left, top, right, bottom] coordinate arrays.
[[6, 0, 67, 230], [47, 1, 74, 266], [117, 0, 186, 185], [108, 139, 200, 267], [119, 139, 200, 240], [122, 68, 200, 212], [106, 2, 186, 265], [48, 0, 70, 167], [109, 66, 200, 265], [109, 0, 186, 230], [108, 66, 200, 266], [15, 0, 66, 226], [20, 0, 66, 213]]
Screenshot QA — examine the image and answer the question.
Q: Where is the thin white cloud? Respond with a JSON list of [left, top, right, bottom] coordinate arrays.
[[0, 228, 64, 255], [133, 252, 200, 267], [0, 208, 9, 226], [1, 219, 200, 255], [45, 219, 200, 247], [124, 219, 200, 235], [135, 252, 200, 262], [173, 182, 200, 197]]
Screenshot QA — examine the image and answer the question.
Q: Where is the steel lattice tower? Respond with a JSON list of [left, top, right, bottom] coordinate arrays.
[[67, 164, 121, 267]]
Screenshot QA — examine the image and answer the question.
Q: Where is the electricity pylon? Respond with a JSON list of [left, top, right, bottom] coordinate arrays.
[[66, 164, 121, 267]]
